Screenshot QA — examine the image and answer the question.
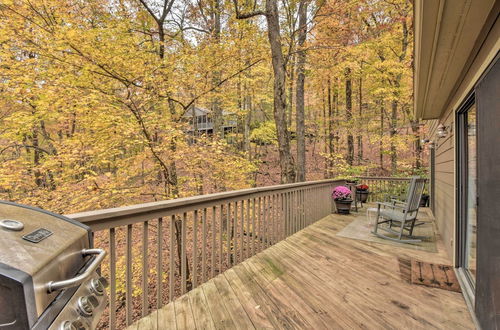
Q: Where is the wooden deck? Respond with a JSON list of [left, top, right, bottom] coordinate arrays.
[[127, 209, 473, 329]]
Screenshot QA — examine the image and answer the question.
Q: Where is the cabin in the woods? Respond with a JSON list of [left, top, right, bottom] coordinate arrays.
[[183, 106, 237, 136], [414, 0, 499, 327]]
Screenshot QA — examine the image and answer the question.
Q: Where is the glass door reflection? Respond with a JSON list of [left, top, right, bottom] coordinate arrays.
[[465, 105, 477, 280]]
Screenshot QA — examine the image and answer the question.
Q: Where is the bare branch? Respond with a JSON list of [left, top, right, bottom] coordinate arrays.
[[182, 58, 264, 113], [232, 0, 266, 19]]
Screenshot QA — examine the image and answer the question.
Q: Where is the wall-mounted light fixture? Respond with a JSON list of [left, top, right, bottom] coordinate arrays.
[[421, 139, 435, 149], [436, 124, 448, 138]]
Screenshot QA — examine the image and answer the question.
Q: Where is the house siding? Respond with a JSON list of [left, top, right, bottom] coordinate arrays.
[[427, 16, 499, 264], [428, 110, 455, 259]]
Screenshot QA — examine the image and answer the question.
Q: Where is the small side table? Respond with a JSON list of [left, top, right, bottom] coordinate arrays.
[[346, 183, 361, 212]]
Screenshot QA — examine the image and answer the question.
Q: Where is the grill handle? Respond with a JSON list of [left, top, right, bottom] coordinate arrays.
[[46, 248, 107, 293]]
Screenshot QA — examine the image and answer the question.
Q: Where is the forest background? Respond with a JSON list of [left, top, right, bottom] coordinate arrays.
[[0, 0, 425, 214]]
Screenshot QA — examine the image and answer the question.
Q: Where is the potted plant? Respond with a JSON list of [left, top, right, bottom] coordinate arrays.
[[332, 186, 353, 214], [345, 178, 358, 184], [356, 184, 370, 203], [420, 194, 430, 207]]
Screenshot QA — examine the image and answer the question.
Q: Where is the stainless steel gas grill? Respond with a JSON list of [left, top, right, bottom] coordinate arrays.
[[0, 201, 108, 330]]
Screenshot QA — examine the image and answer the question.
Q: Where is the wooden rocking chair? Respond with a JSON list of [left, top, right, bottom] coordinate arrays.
[[371, 176, 427, 243]]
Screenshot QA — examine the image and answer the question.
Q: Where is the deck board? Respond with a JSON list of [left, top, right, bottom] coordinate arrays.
[[128, 209, 474, 329]]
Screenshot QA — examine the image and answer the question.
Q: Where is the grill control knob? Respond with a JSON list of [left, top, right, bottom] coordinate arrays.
[[77, 296, 96, 317], [90, 277, 108, 296], [99, 276, 109, 288], [60, 320, 87, 330]]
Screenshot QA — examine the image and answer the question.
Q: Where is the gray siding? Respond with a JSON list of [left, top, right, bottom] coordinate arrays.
[[428, 110, 455, 259]]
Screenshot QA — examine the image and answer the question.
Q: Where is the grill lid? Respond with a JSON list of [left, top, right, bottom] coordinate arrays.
[[0, 201, 92, 323], [0, 201, 90, 276]]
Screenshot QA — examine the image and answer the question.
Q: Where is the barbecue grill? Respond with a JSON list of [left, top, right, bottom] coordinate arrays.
[[0, 201, 108, 330]]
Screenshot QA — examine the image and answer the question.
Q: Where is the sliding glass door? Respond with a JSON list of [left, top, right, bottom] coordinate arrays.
[[457, 96, 477, 289]]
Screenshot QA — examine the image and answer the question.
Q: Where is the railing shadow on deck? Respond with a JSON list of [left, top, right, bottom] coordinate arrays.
[[67, 179, 345, 329]]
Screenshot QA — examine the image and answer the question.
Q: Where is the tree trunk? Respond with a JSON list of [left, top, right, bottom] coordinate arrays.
[[379, 100, 384, 171], [322, 88, 328, 178], [411, 120, 422, 168], [287, 54, 295, 131], [244, 91, 252, 159], [295, 0, 307, 182], [345, 67, 354, 165], [334, 79, 339, 151], [265, 0, 295, 183], [357, 74, 363, 164], [327, 79, 335, 175], [192, 105, 198, 140], [211, 0, 223, 139], [31, 125, 42, 187], [390, 99, 398, 173]]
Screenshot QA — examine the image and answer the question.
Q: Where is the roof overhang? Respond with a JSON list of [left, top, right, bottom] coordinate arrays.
[[413, 0, 497, 120]]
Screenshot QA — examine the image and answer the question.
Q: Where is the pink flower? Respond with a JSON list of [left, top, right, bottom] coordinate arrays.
[[332, 186, 352, 200]]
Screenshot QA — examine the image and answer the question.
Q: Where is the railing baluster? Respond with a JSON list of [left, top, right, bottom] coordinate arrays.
[[227, 203, 232, 267], [283, 192, 286, 239], [263, 196, 267, 248], [202, 208, 207, 283], [156, 218, 163, 309], [246, 198, 250, 259], [193, 210, 198, 288], [295, 190, 299, 232], [271, 194, 275, 245], [240, 200, 244, 262], [301, 189, 305, 229], [286, 191, 290, 236], [211, 206, 216, 279], [126, 224, 133, 326], [169, 215, 175, 302], [181, 212, 187, 294], [234, 201, 238, 265], [219, 205, 223, 273], [295, 190, 302, 231], [282, 193, 286, 240], [142, 221, 148, 317], [267, 195, 272, 245], [290, 192, 293, 231], [257, 197, 264, 252], [109, 228, 116, 330], [252, 198, 256, 256], [299, 190, 302, 230], [268, 195, 272, 248], [297, 190, 300, 231]]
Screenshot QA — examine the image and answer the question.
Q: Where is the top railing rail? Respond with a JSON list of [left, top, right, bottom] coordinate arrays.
[[67, 179, 344, 231], [355, 176, 415, 181], [354, 176, 428, 202]]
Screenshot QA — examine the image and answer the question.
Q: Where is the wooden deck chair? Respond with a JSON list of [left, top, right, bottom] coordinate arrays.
[[371, 176, 427, 243]]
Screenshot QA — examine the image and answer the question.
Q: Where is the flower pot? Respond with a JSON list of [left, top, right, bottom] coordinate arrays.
[[420, 194, 429, 207], [356, 190, 369, 203], [335, 199, 353, 214]]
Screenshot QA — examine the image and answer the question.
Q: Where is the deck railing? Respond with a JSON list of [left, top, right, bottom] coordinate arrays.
[[67, 179, 344, 329], [355, 176, 428, 202]]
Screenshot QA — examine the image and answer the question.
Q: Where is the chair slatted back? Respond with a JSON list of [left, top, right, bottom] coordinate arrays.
[[404, 176, 426, 213]]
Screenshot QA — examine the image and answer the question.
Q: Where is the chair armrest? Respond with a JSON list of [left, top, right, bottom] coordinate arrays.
[[390, 199, 407, 206], [375, 202, 406, 210]]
